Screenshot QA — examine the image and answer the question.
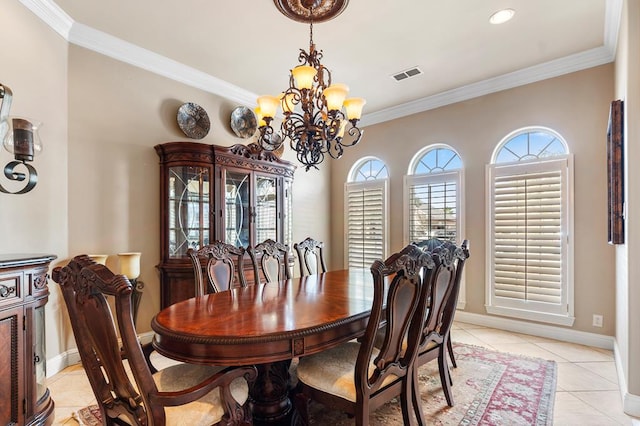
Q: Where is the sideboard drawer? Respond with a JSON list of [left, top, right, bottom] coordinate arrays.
[[0, 272, 21, 306]]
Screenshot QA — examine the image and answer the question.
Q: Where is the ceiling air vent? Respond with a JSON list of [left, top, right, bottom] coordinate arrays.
[[391, 67, 423, 82]]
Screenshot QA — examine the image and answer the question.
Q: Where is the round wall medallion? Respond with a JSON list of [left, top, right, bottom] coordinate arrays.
[[230, 106, 258, 139], [177, 102, 210, 139], [273, 0, 349, 23]]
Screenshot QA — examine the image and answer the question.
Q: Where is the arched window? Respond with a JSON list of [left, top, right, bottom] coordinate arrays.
[[487, 127, 574, 326], [405, 145, 463, 244], [345, 157, 389, 268]]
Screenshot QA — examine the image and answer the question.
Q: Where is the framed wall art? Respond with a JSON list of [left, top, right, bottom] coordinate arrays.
[[607, 99, 624, 244]]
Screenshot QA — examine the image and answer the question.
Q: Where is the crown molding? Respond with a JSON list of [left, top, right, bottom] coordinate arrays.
[[67, 23, 257, 106], [18, 0, 73, 39], [21, 0, 622, 126]]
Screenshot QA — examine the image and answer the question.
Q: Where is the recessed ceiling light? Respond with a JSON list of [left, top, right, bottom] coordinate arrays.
[[489, 8, 515, 25]]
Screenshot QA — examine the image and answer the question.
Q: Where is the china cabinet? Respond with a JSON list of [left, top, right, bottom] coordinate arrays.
[[0, 254, 56, 426], [155, 142, 295, 308]]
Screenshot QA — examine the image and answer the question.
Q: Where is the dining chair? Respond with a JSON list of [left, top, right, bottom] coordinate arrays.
[[413, 238, 459, 367], [294, 244, 435, 426], [53, 255, 257, 426], [412, 239, 469, 419], [247, 239, 291, 284], [187, 241, 247, 295], [293, 237, 327, 276]]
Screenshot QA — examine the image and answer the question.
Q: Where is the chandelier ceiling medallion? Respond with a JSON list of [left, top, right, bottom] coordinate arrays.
[[256, 0, 366, 170]]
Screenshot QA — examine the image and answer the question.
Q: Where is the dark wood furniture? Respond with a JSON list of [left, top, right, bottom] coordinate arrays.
[[155, 142, 295, 308], [0, 254, 56, 426], [294, 245, 434, 426], [413, 240, 469, 415], [53, 255, 257, 425], [151, 269, 377, 425], [247, 239, 291, 284], [293, 237, 326, 276], [187, 241, 247, 295]]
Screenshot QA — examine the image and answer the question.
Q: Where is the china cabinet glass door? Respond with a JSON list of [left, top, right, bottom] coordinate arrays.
[[255, 175, 278, 243], [168, 166, 210, 257], [225, 171, 251, 247]]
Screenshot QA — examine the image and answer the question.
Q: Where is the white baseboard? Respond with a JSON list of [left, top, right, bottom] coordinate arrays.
[[47, 331, 155, 377], [613, 340, 640, 418], [455, 311, 615, 350]]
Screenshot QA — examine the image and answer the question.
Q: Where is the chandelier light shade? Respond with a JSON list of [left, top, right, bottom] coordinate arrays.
[[257, 0, 365, 170]]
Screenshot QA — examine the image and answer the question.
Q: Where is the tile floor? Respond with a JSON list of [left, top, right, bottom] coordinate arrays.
[[49, 321, 640, 425]]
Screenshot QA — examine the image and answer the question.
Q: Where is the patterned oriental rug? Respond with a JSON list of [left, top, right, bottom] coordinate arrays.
[[76, 343, 556, 426]]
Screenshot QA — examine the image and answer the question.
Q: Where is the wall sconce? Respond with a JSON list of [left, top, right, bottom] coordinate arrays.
[[0, 83, 43, 194]]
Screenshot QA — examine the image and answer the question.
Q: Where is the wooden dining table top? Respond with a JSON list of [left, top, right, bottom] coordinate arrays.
[[151, 268, 377, 366]]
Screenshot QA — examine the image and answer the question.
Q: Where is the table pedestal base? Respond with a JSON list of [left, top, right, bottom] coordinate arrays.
[[250, 360, 294, 425]]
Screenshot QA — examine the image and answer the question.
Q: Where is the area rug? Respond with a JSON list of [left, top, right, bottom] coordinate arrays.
[[76, 343, 556, 426]]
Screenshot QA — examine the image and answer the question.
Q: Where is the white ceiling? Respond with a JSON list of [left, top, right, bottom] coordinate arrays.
[[26, 0, 619, 126]]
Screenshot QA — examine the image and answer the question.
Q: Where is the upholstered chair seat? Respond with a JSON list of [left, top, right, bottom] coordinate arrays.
[[296, 342, 399, 403]]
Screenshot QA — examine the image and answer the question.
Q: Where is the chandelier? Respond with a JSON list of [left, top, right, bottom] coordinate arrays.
[[256, 0, 366, 171]]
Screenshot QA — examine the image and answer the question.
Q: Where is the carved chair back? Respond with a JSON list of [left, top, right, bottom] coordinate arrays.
[[188, 241, 247, 295], [294, 237, 327, 276], [412, 239, 469, 413], [247, 239, 291, 284], [53, 255, 256, 425]]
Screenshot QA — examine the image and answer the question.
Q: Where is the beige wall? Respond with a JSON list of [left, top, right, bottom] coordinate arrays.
[[330, 65, 615, 335], [614, 0, 640, 410], [66, 46, 330, 336], [1, 2, 69, 359]]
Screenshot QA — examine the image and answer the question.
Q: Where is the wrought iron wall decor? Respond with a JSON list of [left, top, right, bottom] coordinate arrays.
[[0, 83, 42, 194], [607, 99, 624, 244]]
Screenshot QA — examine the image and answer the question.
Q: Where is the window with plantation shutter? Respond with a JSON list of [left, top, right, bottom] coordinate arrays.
[[345, 158, 388, 268], [487, 128, 574, 326], [405, 145, 465, 308]]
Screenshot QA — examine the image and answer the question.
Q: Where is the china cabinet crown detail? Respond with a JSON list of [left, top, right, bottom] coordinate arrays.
[[155, 142, 295, 308]]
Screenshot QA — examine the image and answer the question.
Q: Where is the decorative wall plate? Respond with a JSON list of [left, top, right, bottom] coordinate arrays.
[[230, 106, 257, 139], [177, 102, 210, 139]]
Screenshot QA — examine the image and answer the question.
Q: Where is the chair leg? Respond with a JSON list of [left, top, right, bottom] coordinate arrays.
[[438, 350, 454, 407], [400, 375, 418, 426], [412, 363, 428, 426], [292, 386, 311, 426], [447, 333, 457, 369]]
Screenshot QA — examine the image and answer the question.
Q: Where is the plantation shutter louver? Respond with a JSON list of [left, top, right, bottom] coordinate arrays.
[[493, 170, 562, 304], [346, 182, 386, 268]]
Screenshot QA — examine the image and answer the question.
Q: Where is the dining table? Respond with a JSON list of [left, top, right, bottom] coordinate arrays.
[[151, 268, 378, 425]]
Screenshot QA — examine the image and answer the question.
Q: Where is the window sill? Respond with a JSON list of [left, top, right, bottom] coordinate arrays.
[[485, 305, 575, 327]]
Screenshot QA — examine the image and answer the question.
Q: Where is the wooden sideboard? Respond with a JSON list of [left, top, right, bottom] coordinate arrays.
[[0, 254, 56, 426]]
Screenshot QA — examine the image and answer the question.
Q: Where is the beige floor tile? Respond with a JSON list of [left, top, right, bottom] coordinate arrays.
[[464, 327, 530, 344], [450, 329, 496, 348], [557, 362, 619, 392], [577, 361, 619, 384], [572, 390, 631, 425], [452, 321, 487, 330], [554, 392, 622, 425], [52, 406, 82, 426], [537, 341, 614, 362], [48, 374, 96, 407], [488, 342, 570, 362]]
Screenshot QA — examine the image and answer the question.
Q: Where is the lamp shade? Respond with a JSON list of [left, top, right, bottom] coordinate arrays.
[[87, 254, 108, 265], [323, 83, 349, 111], [257, 96, 280, 119], [254, 107, 267, 127], [118, 252, 141, 280], [292, 65, 317, 90], [280, 92, 296, 114], [343, 98, 366, 120]]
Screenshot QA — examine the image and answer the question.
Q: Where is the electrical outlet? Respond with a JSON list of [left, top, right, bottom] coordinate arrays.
[[593, 314, 603, 327]]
